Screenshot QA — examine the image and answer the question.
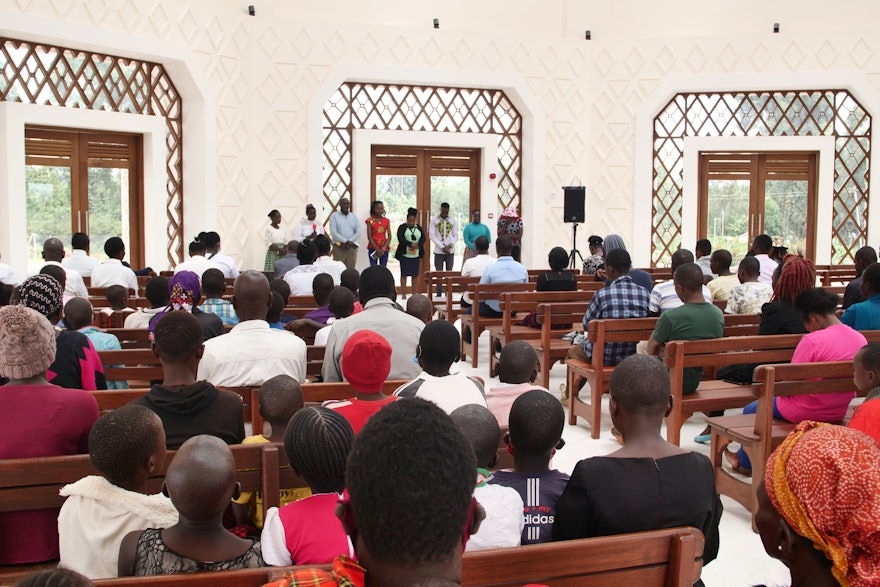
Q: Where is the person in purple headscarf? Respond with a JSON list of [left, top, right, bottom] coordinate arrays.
[[148, 271, 224, 341]]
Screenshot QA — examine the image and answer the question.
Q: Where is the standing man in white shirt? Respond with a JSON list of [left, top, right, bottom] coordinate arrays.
[[62, 233, 100, 277], [29, 238, 88, 298], [749, 234, 779, 286], [201, 231, 239, 279], [429, 202, 458, 272], [173, 239, 222, 277], [328, 197, 361, 270], [90, 237, 139, 293], [197, 270, 307, 386]]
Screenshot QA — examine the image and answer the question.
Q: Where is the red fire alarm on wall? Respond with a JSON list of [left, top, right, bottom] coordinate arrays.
[[489, 172, 496, 180]]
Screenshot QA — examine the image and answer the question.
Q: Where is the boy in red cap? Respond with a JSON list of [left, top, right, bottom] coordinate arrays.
[[325, 330, 397, 433]]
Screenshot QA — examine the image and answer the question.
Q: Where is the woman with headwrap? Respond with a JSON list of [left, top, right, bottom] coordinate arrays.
[[148, 271, 223, 342], [756, 422, 880, 587], [497, 205, 524, 262], [596, 234, 653, 292], [0, 304, 99, 564]]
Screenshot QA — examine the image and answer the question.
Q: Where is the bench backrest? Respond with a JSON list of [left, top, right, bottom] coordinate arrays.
[[105, 328, 153, 349]]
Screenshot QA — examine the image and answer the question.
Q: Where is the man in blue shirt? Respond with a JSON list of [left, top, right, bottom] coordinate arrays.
[[467, 236, 528, 318], [329, 197, 361, 270]]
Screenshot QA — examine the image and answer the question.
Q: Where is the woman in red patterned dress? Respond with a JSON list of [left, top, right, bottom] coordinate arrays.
[[365, 200, 391, 267]]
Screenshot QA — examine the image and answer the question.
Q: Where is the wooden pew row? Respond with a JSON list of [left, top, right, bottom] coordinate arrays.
[[815, 264, 856, 286], [662, 329, 880, 445], [529, 300, 592, 389], [565, 314, 761, 439], [86, 527, 704, 587], [707, 360, 864, 525], [459, 282, 537, 367], [486, 288, 601, 377]]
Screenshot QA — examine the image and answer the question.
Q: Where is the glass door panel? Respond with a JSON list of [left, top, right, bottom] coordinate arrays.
[[705, 179, 751, 266], [763, 179, 808, 256], [25, 165, 72, 269], [87, 167, 131, 261], [430, 175, 471, 269]]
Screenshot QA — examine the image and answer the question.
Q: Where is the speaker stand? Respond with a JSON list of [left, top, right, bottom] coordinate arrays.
[[567, 223, 585, 270]]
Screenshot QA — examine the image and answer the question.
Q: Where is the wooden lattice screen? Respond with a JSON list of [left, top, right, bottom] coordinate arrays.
[[0, 37, 184, 265], [323, 82, 522, 218], [653, 90, 871, 265]]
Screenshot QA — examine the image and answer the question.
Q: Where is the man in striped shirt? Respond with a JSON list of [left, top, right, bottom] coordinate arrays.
[[648, 249, 711, 316]]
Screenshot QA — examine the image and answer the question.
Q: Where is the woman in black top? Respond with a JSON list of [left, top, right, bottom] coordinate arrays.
[[394, 207, 426, 300], [537, 246, 576, 292]]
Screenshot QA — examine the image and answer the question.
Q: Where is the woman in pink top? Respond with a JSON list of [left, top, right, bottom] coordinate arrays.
[[726, 287, 867, 475], [261, 407, 355, 565]]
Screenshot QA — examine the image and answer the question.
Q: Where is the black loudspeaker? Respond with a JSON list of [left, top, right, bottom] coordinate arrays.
[[563, 186, 585, 223]]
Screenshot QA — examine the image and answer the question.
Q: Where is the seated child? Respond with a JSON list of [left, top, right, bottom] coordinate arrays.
[[842, 263, 880, 330], [266, 291, 286, 329], [849, 343, 880, 442], [325, 330, 396, 433], [405, 294, 433, 324], [117, 435, 264, 575], [486, 341, 550, 427], [313, 286, 355, 346], [489, 390, 569, 544], [198, 268, 238, 326], [261, 407, 355, 565], [269, 278, 297, 323], [128, 311, 244, 449], [449, 404, 524, 551], [233, 375, 309, 530], [394, 320, 486, 414], [64, 297, 128, 390], [302, 273, 335, 324], [340, 268, 363, 313], [262, 398, 484, 587], [58, 406, 177, 579], [103, 284, 135, 316]]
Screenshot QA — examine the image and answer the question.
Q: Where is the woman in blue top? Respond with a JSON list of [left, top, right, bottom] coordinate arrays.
[[841, 262, 880, 330], [462, 209, 491, 263]]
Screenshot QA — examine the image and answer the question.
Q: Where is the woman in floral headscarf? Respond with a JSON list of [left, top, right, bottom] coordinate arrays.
[[148, 271, 223, 341], [756, 421, 880, 587], [497, 205, 524, 262]]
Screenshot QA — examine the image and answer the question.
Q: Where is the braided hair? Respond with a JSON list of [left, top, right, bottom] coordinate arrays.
[[284, 407, 353, 494], [772, 254, 816, 303]]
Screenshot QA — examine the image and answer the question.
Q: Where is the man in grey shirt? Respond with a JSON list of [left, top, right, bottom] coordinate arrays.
[[322, 265, 424, 382], [329, 197, 361, 270]]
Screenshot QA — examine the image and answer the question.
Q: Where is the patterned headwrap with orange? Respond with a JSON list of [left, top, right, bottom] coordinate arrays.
[[765, 421, 880, 586]]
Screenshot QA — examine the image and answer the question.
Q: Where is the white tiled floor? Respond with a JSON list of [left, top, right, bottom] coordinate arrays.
[[451, 323, 790, 587]]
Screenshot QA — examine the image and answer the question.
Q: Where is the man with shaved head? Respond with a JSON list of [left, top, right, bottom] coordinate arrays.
[[486, 340, 549, 428], [117, 435, 263, 575], [197, 270, 306, 386], [28, 238, 88, 298], [646, 262, 724, 395]]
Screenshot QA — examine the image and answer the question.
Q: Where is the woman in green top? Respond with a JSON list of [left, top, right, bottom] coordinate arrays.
[[394, 207, 426, 299], [462, 209, 491, 262]]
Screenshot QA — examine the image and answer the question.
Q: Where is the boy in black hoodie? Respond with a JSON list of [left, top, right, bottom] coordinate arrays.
[[129, 311, 244, 449]]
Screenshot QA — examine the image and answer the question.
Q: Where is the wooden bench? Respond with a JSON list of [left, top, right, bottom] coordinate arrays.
[[105, 328, 153, 349], [529, 300, 593, 389], [565, 314, 762, 439], [435, 274, 481, 322], [487, 289, 599, 377], [707, 361, 860, 523], [99, 348, 163, 386], [460, 282, 535, 367], [816, 264, 856, 286], [86, 527, 703, 587]]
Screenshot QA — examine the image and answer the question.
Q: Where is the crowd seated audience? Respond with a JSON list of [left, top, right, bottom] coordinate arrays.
[[261, 407, 355, 566], [0, 304, 99, 565], [130, 310, 245, 449], [58, 405, 177, 579], [117, 435, 264, 575], [173, 238, 222, 277]]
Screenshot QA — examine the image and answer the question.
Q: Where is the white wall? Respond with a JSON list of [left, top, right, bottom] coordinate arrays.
[[1, 0, 880, 271]]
